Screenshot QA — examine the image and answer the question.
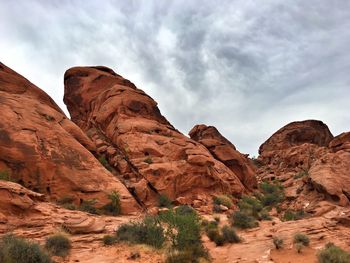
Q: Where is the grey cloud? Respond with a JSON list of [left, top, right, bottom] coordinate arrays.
[[0, 0, 349, 155]]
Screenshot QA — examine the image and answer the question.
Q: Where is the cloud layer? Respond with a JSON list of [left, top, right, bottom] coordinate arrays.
[[1, 0, 349, 155]]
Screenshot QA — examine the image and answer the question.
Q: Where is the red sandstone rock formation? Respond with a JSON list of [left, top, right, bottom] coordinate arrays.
[[189, 124, 257, 190], [63, 66, 248, 208], [0, 62, 140, 214], [257, 119, 350, 208]]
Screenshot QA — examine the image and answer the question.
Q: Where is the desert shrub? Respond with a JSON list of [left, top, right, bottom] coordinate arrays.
[[273, 236, 284, 249], [115, 216, 165, 249], [213, 234, 225, 246], [102, 235, 116, 246], [213, 195, 233, 208], [259, 209, 272, 221], [0, 234, 52, 263], [57, 196, 77, 210], [44, 234, 71, 257], [206, 228, 220, 242], [159, 194, 172, 208], [231, 211, 258, 229], [98, 156, 112, 171], [221, 225, 240, 243], [283, 209, 307, 221], [259, 182, 284, 207], [102, 191, 121, 216], [165, 247, 209, 263], [293, 233, 310, 246], [175, 205, 196, 216], [238, 195, 263, 215], [79, 199, 99, 214], [143, 157, 153, 164], [203, 220, 219, 233], [317, 243, 350, 263], [294, 170, 308, 179], [212, 204, 222, 213], [0, 171, 13, 182]]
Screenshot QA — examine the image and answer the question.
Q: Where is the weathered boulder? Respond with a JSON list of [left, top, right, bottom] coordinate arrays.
[[0, 62, 140, 214], [329, 132, 350, 152], [63, 66, 248, 207], [189, 124, 257, 190]]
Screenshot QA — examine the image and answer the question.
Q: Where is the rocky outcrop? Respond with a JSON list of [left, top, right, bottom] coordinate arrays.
[[257, 119, 350, 208], [189, 124, 257, 190], [0, 62, 140, 214], [63, 66, 248, 207], [259, 120, 333, 155]]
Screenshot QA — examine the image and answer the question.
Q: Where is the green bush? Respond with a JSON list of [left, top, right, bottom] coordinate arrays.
[[259, 182, 284, 207], [283, 210, 307, 221], [115, 217, 165, 249], [158, 194, 172, 208], [175, 205, 196, 216], [213, 234, 225, 246], [231, 211, 258, 229], [102, 191, 121, 216], [206, 228, 220, 242], [102, 235, 116, 246], [143, 157, 153, 164], [79, 199, 99, 214], [0, 234, 52, 263], [213, 195, 233, 208], [98, 156, 112, 171], [165, 247, 209, 263], [318, 243, 350, 263], [221, 225, 240, 243], [293, 233, 310, 246], [273, 236, 284, 249], [44, 234, 71, 257], [0, 171, 13, 182]]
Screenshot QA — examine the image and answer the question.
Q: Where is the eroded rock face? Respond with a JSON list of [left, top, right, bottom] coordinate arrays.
[[0, 62, 140, 214], [64, 66, 247, 207], [189, 124, 257, 190], [257, 119, 350, 208], [259, 120, 333, 155]]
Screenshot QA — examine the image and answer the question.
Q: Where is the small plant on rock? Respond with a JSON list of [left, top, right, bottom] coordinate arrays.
[[79, 199, 99, 214], [143, 157, 153, 164], [213, 195, 233, 208], [273, 236, 284, 249], [158, 194, 172, 208], [293, 233, 310, 246], [317, 242, 350, 263], [44, 234, 71, 257], [102, 191, 121, 215], [102, 235, 116, 246], [0, 170, 13, 182]]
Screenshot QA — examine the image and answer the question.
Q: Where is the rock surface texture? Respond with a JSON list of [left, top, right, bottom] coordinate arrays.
[[189, 124, 257, 190], [257, 119, 350, 208], [63, 66, 250, 208], [0, 62, 140, 214]]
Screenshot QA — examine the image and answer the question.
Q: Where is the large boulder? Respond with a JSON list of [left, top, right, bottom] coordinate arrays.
[[329, 132, 350, 152], [0, 62, 140, 214], [63, 66, 248, 207], [189, 124, 257, 190]]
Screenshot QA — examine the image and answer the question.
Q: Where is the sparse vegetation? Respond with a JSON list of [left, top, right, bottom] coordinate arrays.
[[259, 181, 284, 207], [230, 211, 258, 229], [206, 225, 240, 246], [102, 191, 121, 215], [44, 234, 71, 257], [273, 236, 284, 249], [293, 233, 310, 246], [294, 170, 309, 179], [158, 194, 172, 208], [317, 242, 350, 263], [213, 195, 233, 208], [295, 242, 304, 253], [115, 216, 165, 249], [143, 157, 153, 164], [98, 156, 112, 171], [102, 235, 116, 246], [0, 234, 52, 263], [283, 209, 308, 221], [221, 225, 240, 243], [79, 199, 99, 214], [57, 196, 77, 210], [0, 170, 13, 182]]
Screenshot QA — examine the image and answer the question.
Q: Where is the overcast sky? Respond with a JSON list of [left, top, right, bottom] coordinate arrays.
[[1, 0, 349, 155]]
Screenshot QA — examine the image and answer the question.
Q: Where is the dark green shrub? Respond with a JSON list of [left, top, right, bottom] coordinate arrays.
[[115, 217, 165, 249], [213, 234, 225, 246], [143, 157, 153, 164], [206, 228, 220, 242], [283, 210, 307, 221], [231, 211, 258, 229], [102, 191, 121, 216], [0, 234, 52, 263], [238, 195, 263, 216], [98, 156, 112, 171], [44, 234, 71, 257], [175, 205, 196, 216], [259, 182, 284, 207], [222, 225, 240, 243], [259, 209, 272, 221], [0, 171, 13, 182], [79, 199, 99, 214], [159, 194, 172, 208], [213, 195, 233, 208], [102, 235, 116, 246], [293, 233, 310, 246], [273, 236, 284, 249], [318, 243, 350, 263]]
